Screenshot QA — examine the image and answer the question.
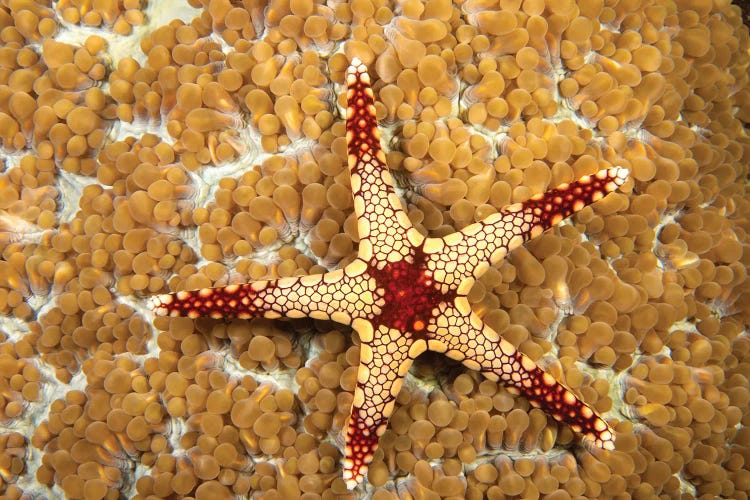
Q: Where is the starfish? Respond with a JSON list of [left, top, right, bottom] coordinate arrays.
[[148, 57, 627, 489]]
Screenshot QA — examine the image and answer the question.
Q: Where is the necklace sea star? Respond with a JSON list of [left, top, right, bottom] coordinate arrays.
[[148, 57, 627, 489]]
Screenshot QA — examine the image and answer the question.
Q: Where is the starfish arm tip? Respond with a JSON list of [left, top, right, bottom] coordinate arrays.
[[146, 294, 171, 316], [584, 427, 616, 452], [342, 466, 362, 490], [347, 57, 367, 78], [611, 166, 630, 185]]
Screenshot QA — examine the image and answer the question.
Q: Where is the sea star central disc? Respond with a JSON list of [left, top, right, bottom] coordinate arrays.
[[367, 247, 456, 335], [149, 56, 629, 490]]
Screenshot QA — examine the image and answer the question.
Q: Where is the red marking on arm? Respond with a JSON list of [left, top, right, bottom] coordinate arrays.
[[346, 61, 381, 165], [501, 354, 615, 450], [522, 167, 628, 230], [343, 410, 383, 488], [148, 283, 276, 319]]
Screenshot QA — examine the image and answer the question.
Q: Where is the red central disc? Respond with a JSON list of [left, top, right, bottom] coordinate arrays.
[[367, 246, 456, 336]]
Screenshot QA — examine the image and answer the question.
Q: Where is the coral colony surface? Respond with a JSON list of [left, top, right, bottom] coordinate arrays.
[[0, 0, 748, 499]]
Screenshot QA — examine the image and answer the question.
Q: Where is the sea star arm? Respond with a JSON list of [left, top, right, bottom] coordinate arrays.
[[343, 320, 422, 489], [428, 302, 616, 450], [425, 167, 629, 289], [147, 268, 374, 324], [346, 58, 422, 263]]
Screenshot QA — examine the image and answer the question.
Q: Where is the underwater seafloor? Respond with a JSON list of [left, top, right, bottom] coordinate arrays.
[[0, 0, 749, 499]]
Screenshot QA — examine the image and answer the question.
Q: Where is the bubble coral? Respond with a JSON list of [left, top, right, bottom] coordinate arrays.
[[0, 0, 748, 498]]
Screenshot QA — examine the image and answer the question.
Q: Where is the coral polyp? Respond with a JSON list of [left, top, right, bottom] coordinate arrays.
[[0, 0, 748, 498]]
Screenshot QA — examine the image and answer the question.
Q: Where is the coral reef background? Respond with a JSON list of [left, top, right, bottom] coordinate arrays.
[[0, 0, 748, 498]]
